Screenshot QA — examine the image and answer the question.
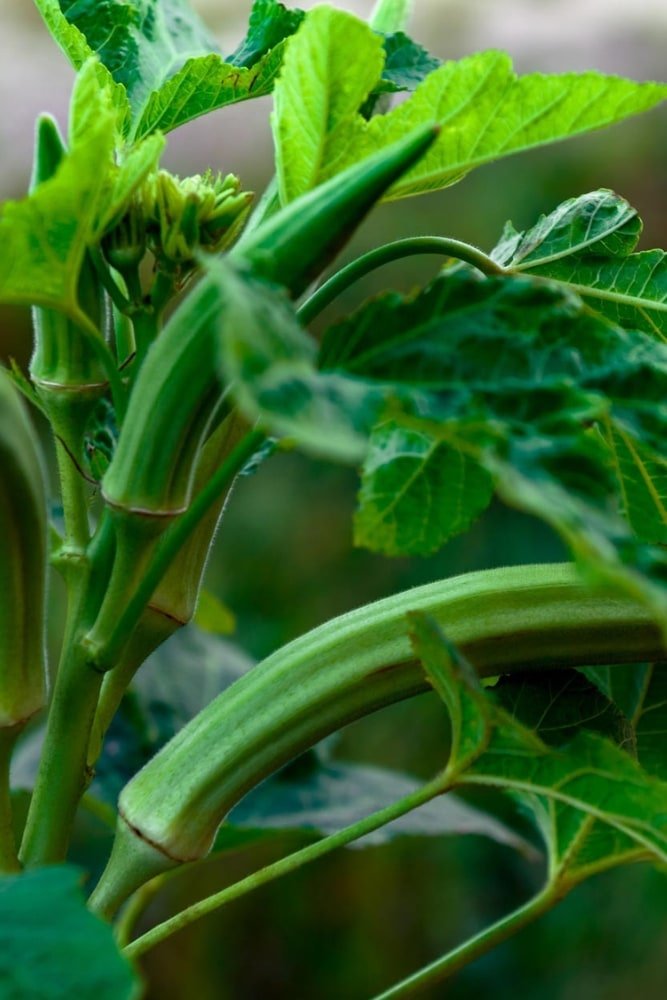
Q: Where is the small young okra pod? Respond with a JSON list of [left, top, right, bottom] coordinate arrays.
[[101, 277, 225, 520], [0, 369, 48, 730], [233, 124, 439, 298]]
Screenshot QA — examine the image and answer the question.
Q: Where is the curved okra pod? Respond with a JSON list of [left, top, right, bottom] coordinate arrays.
[[0, 369, 48, 731], [88, 564, 665, 918]]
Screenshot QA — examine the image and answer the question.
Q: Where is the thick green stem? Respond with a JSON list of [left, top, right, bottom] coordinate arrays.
[[20, 638, 103, 865], [122, 776, 444, 957], [372, 885, 560, 999], [53, 437, 90, 553], [20, 519, 115, 866], [130, 308, 160, 371], [0, 728, 21, 873], [297, 237, 505, 325]]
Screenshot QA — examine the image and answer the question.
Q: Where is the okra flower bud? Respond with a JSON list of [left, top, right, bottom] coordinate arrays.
[[0, 370, 48, 730], [144, 170, 253, 275]]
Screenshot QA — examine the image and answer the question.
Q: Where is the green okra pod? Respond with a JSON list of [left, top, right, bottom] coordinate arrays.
[[85, 281, 233, 665], [101, 278, 225, 521], [0, 369, 48, 730], [233, 124, 439, 298], [89, 564, 665, 918]]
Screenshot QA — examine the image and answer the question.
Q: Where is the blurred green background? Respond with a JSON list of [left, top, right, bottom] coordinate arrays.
[[2, 1, 667, 997]]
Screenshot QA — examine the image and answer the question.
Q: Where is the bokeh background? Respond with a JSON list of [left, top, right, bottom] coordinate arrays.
[[2, 1, 667, 997]]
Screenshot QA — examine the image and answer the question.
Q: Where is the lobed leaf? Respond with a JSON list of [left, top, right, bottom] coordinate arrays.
[[278, 38, 667, 199], [493, 668, 652, 880], [493, 191, 667, 339], [351, 53, 667, 200], [36, 0, 305, 139], [0, 64, 116, 322], [374, 32, 441, 95], [228, 0, 305, 68], [492, 190, 643, 267], [600, 418, 667, 544], [411, 615, 667, 880], [274, 28, 666, 203], [134, 49, 287, 137], [321, 268, 667, 614]]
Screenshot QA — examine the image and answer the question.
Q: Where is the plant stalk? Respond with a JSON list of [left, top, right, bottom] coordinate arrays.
[[122, 776, 445, 958], [297, 236, 505, 325], [20, 518, 116, 866], [371, 884, 561, 999]]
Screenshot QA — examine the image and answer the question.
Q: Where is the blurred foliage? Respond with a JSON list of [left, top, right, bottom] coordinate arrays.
[[2, 1, 666, 997]]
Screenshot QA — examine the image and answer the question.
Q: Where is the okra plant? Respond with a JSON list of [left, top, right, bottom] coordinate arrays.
[[1, 0, 666, 996]]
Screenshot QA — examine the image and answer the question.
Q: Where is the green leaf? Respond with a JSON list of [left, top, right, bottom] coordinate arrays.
[[0, 61, 162, 321], [524, 252, 667, 340], [228, 0, 305, 68], [0, 866, 140, 999], [134, 47, 288, 138], [410, 614, 667, 880], [492, 190, 643, 267], [601, 417, 667, 544], [321, 268, 667, 615], [0, 64, 114, 322], [226, 754, 531, 852], [492, 191, 667, 339], [37, 0, 297, 139], [493, 671, 633, 750], [322, 50, 667, 200], [374, 32, 441, 94], [583, 663, 667, 781], [208, 260, 384, 462], [355, 421, 494, 556], [273, 6, 386, 203], [49, 0, 219, 115], [493, 669, 647, 880]]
